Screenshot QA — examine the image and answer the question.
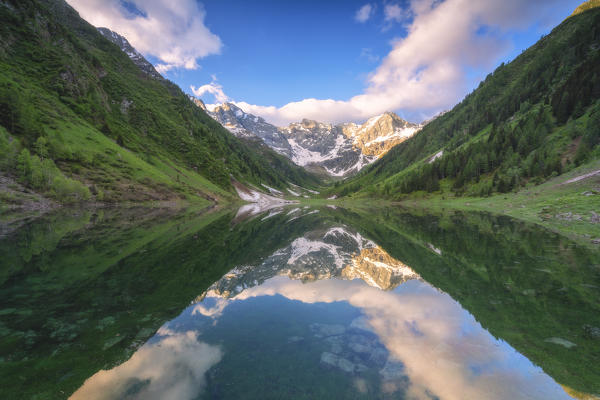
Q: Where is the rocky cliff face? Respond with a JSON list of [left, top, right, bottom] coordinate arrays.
[[202, 226, 420, 299], [342, 112, 421, 157], [97, 28, 163, 80], [210, 103, 292, 152], [195, 102, 422, 177]]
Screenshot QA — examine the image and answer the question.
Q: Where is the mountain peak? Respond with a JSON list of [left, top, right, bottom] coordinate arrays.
[[220, 102, 240, 111], [370, 112, 411, 126], [298, 119, 330, 129], [191, 97, 208, 111], [214, 102, 253, 119], [347, 111, 421, 158]]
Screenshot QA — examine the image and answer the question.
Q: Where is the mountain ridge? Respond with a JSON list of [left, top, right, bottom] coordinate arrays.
[[194, 100, 422, 177], [97, 27, 163, 81]]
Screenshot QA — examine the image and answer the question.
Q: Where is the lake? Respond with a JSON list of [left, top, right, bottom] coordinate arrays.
[[1, 205, 599, 399]]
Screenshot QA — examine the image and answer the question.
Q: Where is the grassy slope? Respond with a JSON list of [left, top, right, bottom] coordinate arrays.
[[302, 163, 600, 246], [399, 159, 600, 245], [0, 0, 319, 205]]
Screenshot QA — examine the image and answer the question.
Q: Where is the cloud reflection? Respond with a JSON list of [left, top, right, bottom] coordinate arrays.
[[70, 331, 221, 400], [202, 276, 570, 400]]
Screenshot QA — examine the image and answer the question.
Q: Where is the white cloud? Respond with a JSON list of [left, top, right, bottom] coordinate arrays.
[[355, 3, 374, 23], [203, 0, 567, 126], [66, 0, 222, 73], [384, 3, 409, 24], [191, 78, 230, 103]]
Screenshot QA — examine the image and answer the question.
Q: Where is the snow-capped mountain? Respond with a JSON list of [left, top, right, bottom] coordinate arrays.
[[200, 226, 421, 300], [205, 102, 292, 153], [281, 119, 372, 176], [194, 100, 422, 177], [97, 28, 163, 80]]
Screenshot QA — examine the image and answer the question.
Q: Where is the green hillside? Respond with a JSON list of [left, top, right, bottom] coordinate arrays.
[[0, 0, 319, 205], [331, 5, 600, 200]]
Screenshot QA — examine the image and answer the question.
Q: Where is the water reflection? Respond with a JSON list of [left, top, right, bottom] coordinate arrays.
[[73, 221, 580, 399], [1, 205, 598, 399]]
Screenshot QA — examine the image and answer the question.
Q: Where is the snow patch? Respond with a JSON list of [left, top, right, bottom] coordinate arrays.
[[287, 237, 344, 269], [288, 138, 330, 166], [261, 210, 282, 221], [233, 181, 296, 222], [363, 127, 419, 147], [428, 150, 443, 164], [261, 183, 283, 195]]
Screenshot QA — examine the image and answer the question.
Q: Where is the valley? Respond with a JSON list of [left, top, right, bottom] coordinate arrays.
[[1, 1, 600, 399]]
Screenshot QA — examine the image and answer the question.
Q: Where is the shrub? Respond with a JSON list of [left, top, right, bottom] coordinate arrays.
[[50, 175, 91, 203], [34, 136, 49, 159], [30, 155, 44, 189], [0, 127, 19, 170], [16, 148, 32, 183]]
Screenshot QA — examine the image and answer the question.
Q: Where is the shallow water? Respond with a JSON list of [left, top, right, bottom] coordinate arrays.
[[1, 206, 599, 399]]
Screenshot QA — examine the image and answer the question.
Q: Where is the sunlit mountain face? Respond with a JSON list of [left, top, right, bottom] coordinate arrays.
[[63, 209, 594, 400]]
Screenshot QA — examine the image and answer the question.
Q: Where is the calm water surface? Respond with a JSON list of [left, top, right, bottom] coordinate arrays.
[[1, 206, 599, 399]]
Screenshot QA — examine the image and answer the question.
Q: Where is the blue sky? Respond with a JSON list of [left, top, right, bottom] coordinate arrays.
[[68, 0, 581, 124], [172, 1, 405, 106]]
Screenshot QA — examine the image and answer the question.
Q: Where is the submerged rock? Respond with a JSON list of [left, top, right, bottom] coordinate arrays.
[[310, 323, 346, 337], [380, 360, 406, 381], [314, 318, 391, 376], [583, 325, 600, 339], [320, 352, 367, 374], [349, 316, 375, 333], [287, 336, 304, 343]]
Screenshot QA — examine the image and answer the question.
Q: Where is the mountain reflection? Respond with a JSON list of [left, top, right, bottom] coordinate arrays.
[[200, 225, 420, 300]]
